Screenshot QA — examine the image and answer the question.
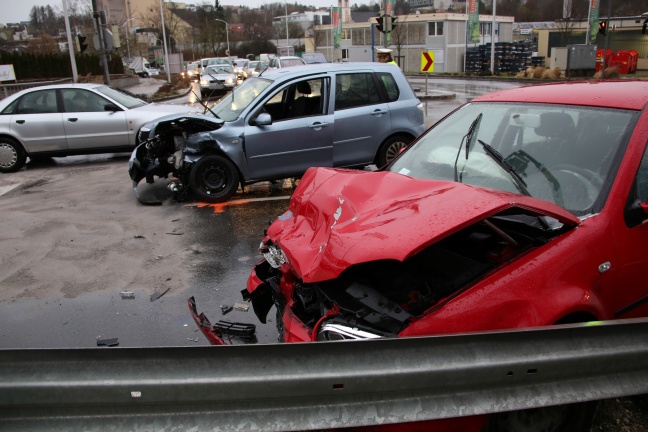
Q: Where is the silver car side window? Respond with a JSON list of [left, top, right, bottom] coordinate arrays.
[[17, 90, 58, 114]]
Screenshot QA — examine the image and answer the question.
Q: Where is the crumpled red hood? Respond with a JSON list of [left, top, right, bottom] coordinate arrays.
[[267, 167, 580, 282]]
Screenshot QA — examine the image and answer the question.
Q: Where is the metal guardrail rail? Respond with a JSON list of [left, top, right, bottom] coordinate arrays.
[[0, 78, 73, 99], [1, 318, 648, 431]]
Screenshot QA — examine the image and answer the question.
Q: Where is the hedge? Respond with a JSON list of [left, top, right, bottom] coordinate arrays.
[[0, 51, 124, 81]]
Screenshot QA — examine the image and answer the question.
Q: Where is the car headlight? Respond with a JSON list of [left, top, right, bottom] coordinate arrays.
[[317, 323, 383, 341], [259, 242, 287, 269], [138, 127, 151, 143], [226, 78, 233, 84], [200, 79, 208, 86]]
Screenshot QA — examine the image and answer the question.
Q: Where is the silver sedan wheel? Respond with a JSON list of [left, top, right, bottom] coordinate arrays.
[[0, 142, 18, 168], [0, 139, 27, 173]]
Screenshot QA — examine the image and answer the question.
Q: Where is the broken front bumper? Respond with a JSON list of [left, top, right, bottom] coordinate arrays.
[[188, 297, 257, 345]]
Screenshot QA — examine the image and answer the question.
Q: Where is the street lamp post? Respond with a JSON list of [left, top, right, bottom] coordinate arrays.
[[284, 0, 289, 49], [159, 0, 171, 83], [121, 17, 136, 60], [214, 18, 230, 57]]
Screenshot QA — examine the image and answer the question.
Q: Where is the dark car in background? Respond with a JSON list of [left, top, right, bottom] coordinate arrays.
[[129, 62, 425, 203]]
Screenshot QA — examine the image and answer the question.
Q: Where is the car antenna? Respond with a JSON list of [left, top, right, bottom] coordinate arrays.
[[191, 89, 219, 118]]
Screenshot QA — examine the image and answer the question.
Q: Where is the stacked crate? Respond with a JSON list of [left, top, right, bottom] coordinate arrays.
[[464, 41, 537, 74]]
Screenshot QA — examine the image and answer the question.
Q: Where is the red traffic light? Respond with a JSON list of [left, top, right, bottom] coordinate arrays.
[[77, 34, 88, 53], [375, 15, 385, 33], [598, 21, 607, 35]]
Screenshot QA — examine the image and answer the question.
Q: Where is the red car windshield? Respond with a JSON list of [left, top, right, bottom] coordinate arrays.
[[389, 102, 636, 217]]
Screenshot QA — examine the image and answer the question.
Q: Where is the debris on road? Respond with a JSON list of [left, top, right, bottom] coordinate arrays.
[[150, 287, 170, 302], [234, 302, 249, 312], [120, 291, 135, 299], [213, 320, 256, 340], [221, 305, 233, 315]]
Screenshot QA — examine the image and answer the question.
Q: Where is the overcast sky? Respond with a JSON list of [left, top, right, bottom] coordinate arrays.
[[4, 0, 347, 25]]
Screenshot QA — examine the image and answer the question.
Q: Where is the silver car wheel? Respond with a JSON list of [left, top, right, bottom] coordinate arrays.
[[0, 138, 27, 172], [0, 142, 18, 168]]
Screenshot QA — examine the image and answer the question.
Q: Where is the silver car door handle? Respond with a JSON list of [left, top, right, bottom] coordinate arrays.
[[15, 120, 25, 124], [308, 122, 329, 129], [371, 110, 388, 115], [67, 118, 79, 122]]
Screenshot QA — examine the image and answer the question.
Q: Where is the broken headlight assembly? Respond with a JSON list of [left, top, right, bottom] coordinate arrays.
[[259, 241, 288, 269]]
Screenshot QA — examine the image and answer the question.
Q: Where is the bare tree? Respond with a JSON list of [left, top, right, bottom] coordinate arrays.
[[306, 23, 327, 52], [140, 1, 185, 55], [29, 5, 59, 35], [27, 33, 60, 54]]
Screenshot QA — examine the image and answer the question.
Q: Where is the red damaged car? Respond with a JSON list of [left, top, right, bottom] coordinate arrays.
[[191, 80, 648, 431]]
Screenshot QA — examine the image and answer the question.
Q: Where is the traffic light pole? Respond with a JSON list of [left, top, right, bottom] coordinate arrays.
[[62, 0, 78, 82], [92, 0, 111, 85]]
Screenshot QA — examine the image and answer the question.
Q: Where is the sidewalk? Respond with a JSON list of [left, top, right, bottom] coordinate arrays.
[[122, 77, 165, 97]]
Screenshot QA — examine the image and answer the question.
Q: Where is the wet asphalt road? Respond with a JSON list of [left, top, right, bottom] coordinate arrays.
[[0, 78, 523, 349]]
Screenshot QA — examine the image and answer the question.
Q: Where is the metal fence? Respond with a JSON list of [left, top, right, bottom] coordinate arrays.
[[0, 78, 73, 100], [1, 317, 647, 431]]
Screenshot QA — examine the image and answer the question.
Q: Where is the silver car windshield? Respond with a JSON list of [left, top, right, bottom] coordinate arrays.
[[210, 77, 272, 122], [95, 85, 147, 109], [388, 102, 635, 217]]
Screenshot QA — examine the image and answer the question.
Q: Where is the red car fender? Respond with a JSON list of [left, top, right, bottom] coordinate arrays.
[[246, 260, 266, 294], [188, 297, 226, 346], [283, 307, 313, 343]]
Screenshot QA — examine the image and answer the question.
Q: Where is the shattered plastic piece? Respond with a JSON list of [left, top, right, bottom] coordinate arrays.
[[150, 287, 170, 302], [234, 302, 249, 312], [131, 391, 142, 398], [134, 235, 145, 239], [120, 291, 135, 299], [166, 232, 184, 235], [213, 320, 256, 339], [221, 305, 233, 315], [97, 338, 119, 347]]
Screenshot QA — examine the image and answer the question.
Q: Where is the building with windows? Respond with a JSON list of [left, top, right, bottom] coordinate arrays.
[[312, 11, 514, 73]]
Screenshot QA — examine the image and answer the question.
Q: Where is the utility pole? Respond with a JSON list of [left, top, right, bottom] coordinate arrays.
[[62, 0, 78, 82], [91, 0, 111, 85]]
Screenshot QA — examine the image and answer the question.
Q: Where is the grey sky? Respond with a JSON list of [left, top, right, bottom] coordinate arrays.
[[3, 0, 346, 25]]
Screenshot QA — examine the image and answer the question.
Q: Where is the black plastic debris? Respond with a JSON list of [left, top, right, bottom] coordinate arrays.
[[221, 305, 233, 315], [150, 287, 170, 302], [213, 321, 256, 340], [97, 338, 119, 347], [166, 232, 184, 235]]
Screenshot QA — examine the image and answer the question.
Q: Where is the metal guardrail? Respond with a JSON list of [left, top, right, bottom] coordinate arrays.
[[0, 78, 73, 99], [1, 318, 647, 431]]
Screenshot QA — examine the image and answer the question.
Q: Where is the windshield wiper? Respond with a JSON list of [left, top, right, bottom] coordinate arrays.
[[191, 90, 220, 118], [478, 139, 531, 196], [454, 113, 482, 182]]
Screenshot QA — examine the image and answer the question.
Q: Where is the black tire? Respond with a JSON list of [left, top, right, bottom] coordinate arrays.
[[484, 401, 599, 432], [0, 138, 27, 173], [377, 134, 411, 167], [189, 155, 239, 203]]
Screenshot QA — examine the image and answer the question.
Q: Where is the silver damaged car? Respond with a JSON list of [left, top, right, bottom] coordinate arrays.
[[129, 62, 426, 203]]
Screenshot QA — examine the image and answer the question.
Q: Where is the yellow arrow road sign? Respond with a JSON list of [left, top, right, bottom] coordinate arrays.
[[421, 51, 435, 72]]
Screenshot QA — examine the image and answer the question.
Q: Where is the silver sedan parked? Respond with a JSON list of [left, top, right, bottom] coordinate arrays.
[[0, 83, 198, 173]]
